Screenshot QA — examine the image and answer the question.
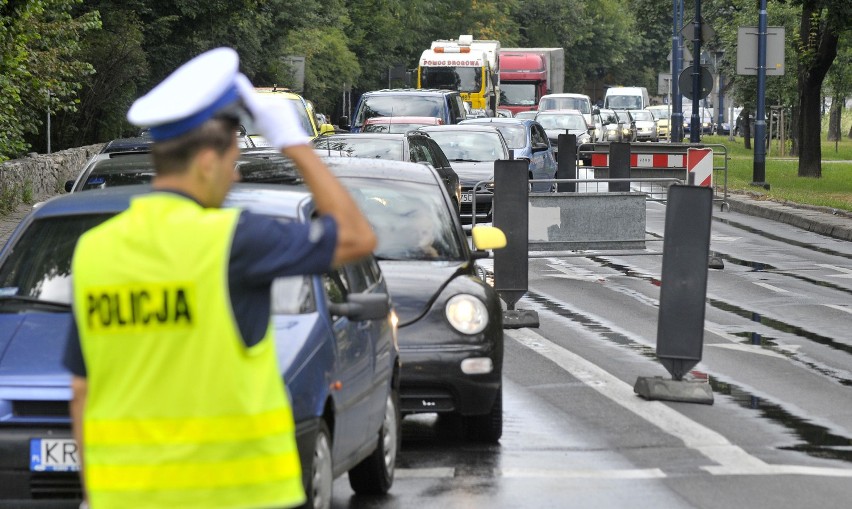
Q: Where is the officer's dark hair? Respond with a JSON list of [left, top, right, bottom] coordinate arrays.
[[151, 116, 240, 176]]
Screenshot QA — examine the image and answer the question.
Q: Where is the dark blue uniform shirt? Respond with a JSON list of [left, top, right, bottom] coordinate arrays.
[[63, 197, 338, 377]]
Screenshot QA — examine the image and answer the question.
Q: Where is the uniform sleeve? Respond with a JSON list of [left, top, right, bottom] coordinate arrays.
[[62, 322, 87, 377], [229, 210, 338, 287]]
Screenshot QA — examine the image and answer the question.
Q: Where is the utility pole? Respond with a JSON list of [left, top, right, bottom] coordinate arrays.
[[752, 0, 769, 188], [690, 0, 702, 143], [671, 0, 684, 142]]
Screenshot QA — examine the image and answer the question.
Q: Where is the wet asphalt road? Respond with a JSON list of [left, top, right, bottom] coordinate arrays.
[[2, 188, 851, 508], [328, 194, 852, 508]]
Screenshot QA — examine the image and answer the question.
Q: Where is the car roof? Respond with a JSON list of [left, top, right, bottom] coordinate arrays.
[[541, 93, 590, 99], [363, 116, 443, 124], [101, 136, 152, 154], [362, 88, 458, 97], [418, 124, 503, 133], [460, 118, 534, 127], [31, 184, 313, 221], [536, 109, 583, 115]]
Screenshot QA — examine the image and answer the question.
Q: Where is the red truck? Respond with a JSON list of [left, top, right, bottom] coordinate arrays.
[[498, 48, 565, 115]]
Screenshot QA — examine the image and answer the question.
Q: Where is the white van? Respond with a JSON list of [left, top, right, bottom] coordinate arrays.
[[604, 87, 650, 110]]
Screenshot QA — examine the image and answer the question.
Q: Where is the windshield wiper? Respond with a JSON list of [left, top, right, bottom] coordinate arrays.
[[0, 295, 71, 311], [449, 158, 481, 163]]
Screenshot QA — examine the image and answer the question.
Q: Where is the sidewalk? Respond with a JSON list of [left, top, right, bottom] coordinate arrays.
[[723, 191, 852, 242]]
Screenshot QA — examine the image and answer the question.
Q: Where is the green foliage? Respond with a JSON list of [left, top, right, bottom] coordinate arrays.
[[282, 26, 361, 113], [0, 0, 100, 160]]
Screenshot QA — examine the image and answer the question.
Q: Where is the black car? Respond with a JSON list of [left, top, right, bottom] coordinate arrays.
[[63, 150, 299, 194], [240, 156, 508, 443], [314, 132, 461, 210]]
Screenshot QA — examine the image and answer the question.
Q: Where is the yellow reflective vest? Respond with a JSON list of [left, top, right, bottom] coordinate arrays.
[[72, 193, 305, 509]]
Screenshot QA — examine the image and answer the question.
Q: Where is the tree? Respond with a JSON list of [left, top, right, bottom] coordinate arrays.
[[793, 0, 851, 177], [825, 34, 851, 142], [1, 0, 100, 160]]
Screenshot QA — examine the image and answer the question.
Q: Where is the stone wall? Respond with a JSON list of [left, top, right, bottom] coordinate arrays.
[[0, 145, 103, 212]]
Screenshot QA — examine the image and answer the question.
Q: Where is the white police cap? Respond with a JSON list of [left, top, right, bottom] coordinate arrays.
[[128, 47, 241, 141]]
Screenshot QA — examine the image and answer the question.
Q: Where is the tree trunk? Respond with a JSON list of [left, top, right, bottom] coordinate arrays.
[[795, 0, 840, 178], [743, 109, 752, 150], [790, 104, 799, 156], [848, 122, 852, 139], [827, 98, 842, 141]]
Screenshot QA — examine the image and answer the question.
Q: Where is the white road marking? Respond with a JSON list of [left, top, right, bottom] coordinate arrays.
[[507, 327, 852, 477], [705, 343, 788, 359], [396, 468, 455, 478], [817, 264, 852, 279], [500, 468, 666, 479], [710, 234, 742, 242], [753, 282, 790, 293], [825, 304, 852, 315]]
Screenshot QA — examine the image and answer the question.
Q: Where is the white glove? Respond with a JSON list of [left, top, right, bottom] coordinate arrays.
[[234, 73, 311, 150]]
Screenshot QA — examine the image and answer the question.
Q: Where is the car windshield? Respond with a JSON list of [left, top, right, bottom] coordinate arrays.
[[0, 214, 315, 312], [244, 97, 315, 138], [537, 114, 587, 130], [465, 123, 525, 148], [420, 66, 481, 93], [341, 178, 464, 261], [0, 215, 112, 305], [606, 95, 642, 110], [80, 171, 155, 191], [539, 97, 590, 114], [631, 111, 654, 121], [649, 108, 670, 119], [363, 123, 429, 134], [500, 83, 537, 106], [423, 130, 506, 162], [313, 138, 404, 160], [356, 96, 444, 126]]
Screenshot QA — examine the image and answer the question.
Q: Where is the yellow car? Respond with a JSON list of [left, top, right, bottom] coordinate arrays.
[[250, 87, 334, 143]]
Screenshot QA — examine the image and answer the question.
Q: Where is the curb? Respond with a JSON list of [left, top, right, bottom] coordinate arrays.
[[724, 195, 852, 242]]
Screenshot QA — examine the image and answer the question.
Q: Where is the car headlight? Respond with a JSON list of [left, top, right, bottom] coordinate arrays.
[[445, 294, 488, 334]]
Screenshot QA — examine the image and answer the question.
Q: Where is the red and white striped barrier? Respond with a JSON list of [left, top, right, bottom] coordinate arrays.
[[590, 152, 686, 169], [687, 148, 713, 187]]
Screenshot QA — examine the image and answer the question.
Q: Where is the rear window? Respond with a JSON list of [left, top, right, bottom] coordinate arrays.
[[314, 138, 404, 160], [355, 96, 444, 126]]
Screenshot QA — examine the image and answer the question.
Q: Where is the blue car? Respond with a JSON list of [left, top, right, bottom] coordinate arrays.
[[459, 117, 557, 192], [0, 184, 400, 508]]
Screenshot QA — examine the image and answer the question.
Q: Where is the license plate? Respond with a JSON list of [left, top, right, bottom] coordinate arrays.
[[30, 438, 80, 472], [461, 192, 473, 203]]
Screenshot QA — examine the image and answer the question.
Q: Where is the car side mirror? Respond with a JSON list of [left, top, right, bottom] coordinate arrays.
[[338, 116, 350, 129], [471, 225, 506, 251], [319, 123, 335, 135], [592, 108, 600, 115], [532, 142, 549, 152], [328, 293, 391, 321], [64, 180, 75, 193]]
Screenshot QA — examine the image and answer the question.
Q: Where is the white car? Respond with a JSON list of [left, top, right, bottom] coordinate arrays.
[[630, 109, 658, 142]]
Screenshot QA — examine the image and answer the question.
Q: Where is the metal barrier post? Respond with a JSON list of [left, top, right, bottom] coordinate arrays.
[[493, 159, 538, 328], [634, 185, 714, 404], [609, 142, 631, 192], [557, 133, 577, 193]]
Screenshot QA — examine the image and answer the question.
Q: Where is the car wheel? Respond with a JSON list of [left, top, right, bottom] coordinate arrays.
[[462, 386, 502, 443], [348, 389, 400, 495], [302, 420, 333, 509]]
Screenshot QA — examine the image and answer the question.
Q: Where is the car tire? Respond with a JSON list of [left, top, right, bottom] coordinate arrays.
[[348, 389, 400, 495], [302, 420, 333, 509], [462, 386, 503, 443]]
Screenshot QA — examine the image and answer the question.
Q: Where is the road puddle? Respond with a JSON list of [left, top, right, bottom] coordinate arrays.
[[525, 290, 852, 463]]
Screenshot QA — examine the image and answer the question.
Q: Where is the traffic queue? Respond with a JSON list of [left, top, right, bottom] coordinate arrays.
[[0, 36, 675, 508]]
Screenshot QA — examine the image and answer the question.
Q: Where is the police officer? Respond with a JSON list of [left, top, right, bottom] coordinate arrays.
[[63, 47, 376, 509]]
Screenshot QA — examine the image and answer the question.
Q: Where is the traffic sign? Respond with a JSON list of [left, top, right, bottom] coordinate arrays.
[[680, 17, 716, 44], [736, 26, 786, 76], [678, 66, 713, 101]]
